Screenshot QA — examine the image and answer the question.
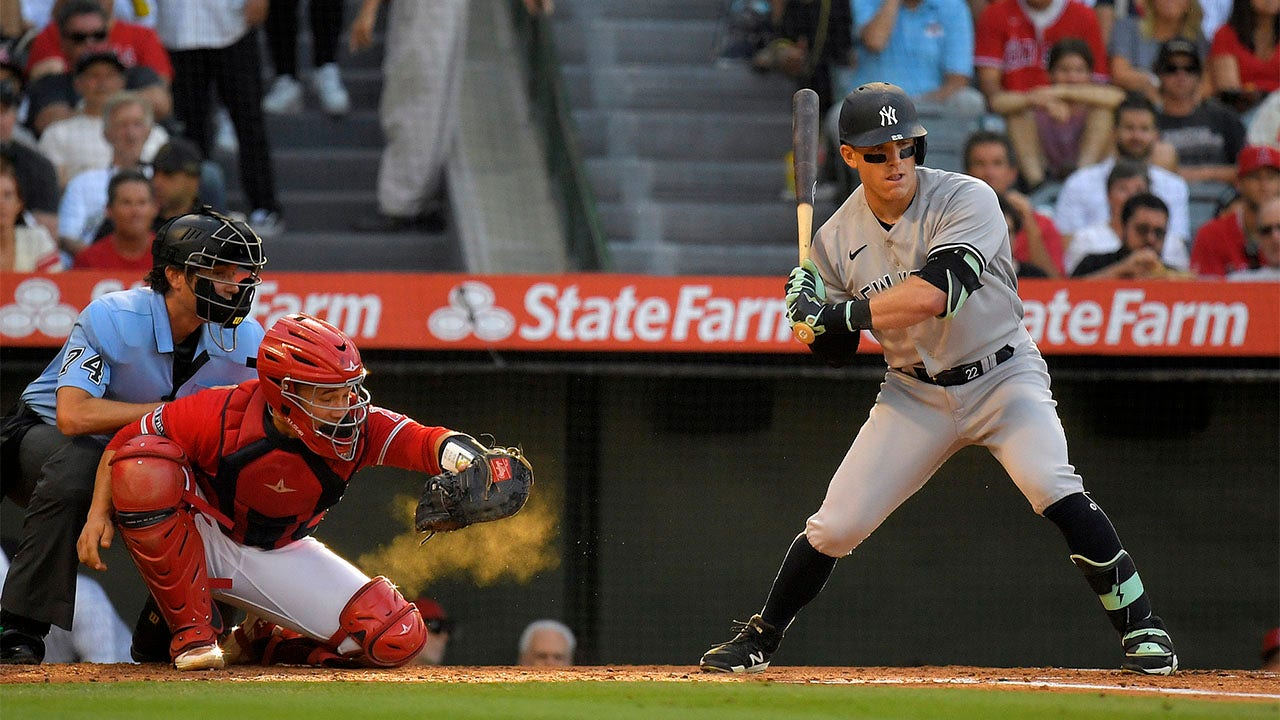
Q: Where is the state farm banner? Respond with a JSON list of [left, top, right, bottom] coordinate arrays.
[[1, 272, 1276, 356]]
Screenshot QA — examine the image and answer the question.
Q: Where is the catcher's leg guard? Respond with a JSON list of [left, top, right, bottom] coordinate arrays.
[[331, 576, 426, 667], [110, 436, 222, 668]]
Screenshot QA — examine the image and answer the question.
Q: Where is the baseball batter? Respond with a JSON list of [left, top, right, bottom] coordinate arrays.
[[699, 83, 1177, 675]]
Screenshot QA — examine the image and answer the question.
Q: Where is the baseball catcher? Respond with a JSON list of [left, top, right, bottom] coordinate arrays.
[[76, 313, 534, 670]]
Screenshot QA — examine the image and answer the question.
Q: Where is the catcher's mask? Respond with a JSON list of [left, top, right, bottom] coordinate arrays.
[[258, 313, 370, 461], [153, 207, 266, 351]]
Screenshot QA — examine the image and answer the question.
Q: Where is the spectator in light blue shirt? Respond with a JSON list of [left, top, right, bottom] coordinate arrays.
[[837, 0, 985, 122]]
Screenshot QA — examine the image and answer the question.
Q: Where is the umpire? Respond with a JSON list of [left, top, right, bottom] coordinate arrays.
[[0, 209, 265, 664], [699, 83, 1178, 676]]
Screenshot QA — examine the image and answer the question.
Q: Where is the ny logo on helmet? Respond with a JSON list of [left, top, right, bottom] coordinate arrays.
[[879, 105, 897, 127]]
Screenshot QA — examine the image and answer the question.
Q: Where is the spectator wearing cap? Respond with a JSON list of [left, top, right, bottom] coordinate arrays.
[[150, 138, 211, 224], [517, 619, 575, 667], [23, 1, 169, 136], [39, 52, 166, 188], [0, 82, 60, 240], [55, 90, 167, 253], [72, 169, 155, 270], [1154, 38, 1247, 185], [1108, 0, 1209, 106], [1262, 627, 1280, 671], [1190, 145, 1280, 276], [411, 597, 453, 665]]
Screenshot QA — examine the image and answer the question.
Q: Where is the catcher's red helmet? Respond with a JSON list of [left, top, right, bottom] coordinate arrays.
[[257, 314, 370, 461]]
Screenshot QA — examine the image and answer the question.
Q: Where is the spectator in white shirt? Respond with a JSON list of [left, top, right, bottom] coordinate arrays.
[[1054, 92, 1192, 268]]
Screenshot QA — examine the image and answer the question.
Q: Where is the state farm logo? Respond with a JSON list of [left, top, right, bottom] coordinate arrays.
[[0, 278, 79, 338], [428, 281, 516, 342]]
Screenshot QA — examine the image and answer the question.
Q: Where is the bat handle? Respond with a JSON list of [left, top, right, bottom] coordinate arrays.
[[792, 202, 816, 345]]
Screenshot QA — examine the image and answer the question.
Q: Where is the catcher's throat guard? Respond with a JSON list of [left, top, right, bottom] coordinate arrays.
[[415, 446, 533, 538]]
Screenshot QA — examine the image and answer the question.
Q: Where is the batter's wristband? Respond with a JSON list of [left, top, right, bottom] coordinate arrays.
[[831, 299, 872, 333]]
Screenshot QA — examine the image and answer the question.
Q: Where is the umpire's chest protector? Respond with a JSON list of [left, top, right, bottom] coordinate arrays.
[[200, 386, 357, 550]]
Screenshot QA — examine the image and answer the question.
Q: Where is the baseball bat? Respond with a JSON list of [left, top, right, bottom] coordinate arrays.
[[791, 88, 820, 345]]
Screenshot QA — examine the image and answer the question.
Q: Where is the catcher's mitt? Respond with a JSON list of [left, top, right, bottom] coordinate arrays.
[[415, 446, 533, 536]]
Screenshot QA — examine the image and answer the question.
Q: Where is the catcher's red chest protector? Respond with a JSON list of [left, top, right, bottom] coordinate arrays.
[[199, 385, 357, 549]]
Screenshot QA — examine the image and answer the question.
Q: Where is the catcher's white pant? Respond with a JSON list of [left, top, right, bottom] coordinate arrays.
[[192, 511, 369, 654], [805, 346, 1087, 558]]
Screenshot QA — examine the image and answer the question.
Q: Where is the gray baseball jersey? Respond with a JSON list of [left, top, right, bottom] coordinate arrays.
[[810, 167, 1025, 374], [801, 166, 1085, 558]]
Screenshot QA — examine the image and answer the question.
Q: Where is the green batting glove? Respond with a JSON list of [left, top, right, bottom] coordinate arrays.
[[784, 259, 826, 306]]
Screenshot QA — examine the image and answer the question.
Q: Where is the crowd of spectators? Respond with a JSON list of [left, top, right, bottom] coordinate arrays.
[[741, 0, 1279, 281], [0, 0, 309, 273]]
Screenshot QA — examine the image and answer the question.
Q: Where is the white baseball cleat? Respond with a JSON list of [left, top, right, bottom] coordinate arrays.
[[173, 643, 225, 671]]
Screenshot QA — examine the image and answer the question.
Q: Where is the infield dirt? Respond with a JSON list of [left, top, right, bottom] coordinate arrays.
[[1, 664, 1276, 701]]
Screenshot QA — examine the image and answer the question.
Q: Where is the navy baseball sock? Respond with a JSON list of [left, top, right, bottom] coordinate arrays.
[[760, 533, 838, 631], [1045, 492, 1153, 633]]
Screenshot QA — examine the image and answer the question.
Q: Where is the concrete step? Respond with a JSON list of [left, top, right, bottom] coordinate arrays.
[[609, 242, 796, 277], [597, 198, 838, 249], [561, 65, 794, 112], [574, 108, 791, 161], [222, 147, 380, 193], [552, 18, 722, 66], [265, 109, 383, 148], [224, 189, 379, 231], [594, 0, 725, 21], [265, 230, 460, 272]]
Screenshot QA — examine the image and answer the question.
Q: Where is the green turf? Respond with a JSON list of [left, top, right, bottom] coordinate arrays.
[[1, 681, 1275, 720]]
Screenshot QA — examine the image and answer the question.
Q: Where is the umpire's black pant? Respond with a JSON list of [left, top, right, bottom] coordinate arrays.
[[1, 423, 106, 631]]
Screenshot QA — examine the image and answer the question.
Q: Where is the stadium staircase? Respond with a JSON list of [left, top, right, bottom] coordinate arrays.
[[548, 0, 993, 275], [221, 0, 565, 273]]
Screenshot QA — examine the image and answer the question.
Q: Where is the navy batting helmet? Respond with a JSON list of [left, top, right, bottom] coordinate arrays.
[[153, 207, 265, 329], [837, 82, 928, 164]]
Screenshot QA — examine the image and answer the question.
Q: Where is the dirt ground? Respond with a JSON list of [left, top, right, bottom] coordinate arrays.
[[2, 663, 1276, 701]]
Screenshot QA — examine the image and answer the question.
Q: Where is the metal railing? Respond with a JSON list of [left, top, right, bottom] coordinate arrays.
[[508, 3, 611, 271]]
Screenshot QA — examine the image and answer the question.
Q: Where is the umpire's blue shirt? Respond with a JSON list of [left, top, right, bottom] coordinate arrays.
[[21, 287, 264, 433]]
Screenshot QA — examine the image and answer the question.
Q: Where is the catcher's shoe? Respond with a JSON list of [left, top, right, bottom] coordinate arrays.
[[174, 642, 225, 671], [222, 613, 278, 665], [1121, 616, 1178, 675], [699, 615, 782, 673]]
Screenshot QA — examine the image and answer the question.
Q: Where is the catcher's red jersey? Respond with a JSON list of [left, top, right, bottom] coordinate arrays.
[[109, 379, 452, 549]]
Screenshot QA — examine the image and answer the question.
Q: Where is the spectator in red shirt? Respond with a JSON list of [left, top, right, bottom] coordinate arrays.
[[72, 169, 156, 271], [26, 0, 174, 83], [1208, 0, 1280, 116], [975, 0, 1109, 95], [1189, 144, 1280, 276], [963, 129, 1067, 276]]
